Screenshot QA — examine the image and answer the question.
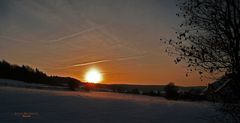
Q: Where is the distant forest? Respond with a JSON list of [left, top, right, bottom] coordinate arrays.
[[0, 60, 82, 89]]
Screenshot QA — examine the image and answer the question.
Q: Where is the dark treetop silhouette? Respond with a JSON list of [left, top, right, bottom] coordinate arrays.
[[163, 0, 240, 76], [162, 0, 240, 122], [0, 60, 82, 90]]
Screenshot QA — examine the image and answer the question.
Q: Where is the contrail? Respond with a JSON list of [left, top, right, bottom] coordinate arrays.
[[71, 56, 144, 67], [0, 35, 31, 43], [47, 25, 104, 43], [0, 25, 103, 44], [72, 60, 111, 67]]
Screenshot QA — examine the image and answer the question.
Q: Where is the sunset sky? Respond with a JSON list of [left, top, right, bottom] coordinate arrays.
[[0, 0, 210, 86]]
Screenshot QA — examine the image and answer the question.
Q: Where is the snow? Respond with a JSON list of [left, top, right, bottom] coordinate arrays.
[[0, 79, 67, 90], [0, 85, 218, 123]]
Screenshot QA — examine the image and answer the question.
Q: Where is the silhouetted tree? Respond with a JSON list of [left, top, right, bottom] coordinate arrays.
[[162, 0, 240, 102], [164, 83, 179, 100], [163, 0, 240, 76], [162, 0, 240, 121]]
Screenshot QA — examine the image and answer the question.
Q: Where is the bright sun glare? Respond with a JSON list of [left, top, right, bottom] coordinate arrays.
[[85, 68, 102, 83]]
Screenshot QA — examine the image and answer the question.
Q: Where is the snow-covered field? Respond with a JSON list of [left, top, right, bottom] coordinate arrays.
[[0, 86, 218, 123], [0, 79, 68, 90]]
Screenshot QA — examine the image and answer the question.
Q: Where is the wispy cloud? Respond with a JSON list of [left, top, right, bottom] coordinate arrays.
[[47, 25, 104, 43], [72, 60, 111, 67], [0, 35, 31, 43], [71, 56, 144, 67]]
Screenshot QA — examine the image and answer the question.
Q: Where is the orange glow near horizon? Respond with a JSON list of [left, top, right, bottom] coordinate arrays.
[[1, 0, 214, 87], [84, 68, 103, 83], [46, 62, 210, 86]]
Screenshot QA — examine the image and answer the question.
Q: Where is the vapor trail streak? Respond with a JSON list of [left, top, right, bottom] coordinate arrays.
[[71, 56, 143, 67], [0, 35, 31, 43], [48, 25, 104, 43], [73, 60, 111, 67]]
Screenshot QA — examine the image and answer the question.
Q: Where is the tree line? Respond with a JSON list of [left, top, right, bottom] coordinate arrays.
[[0, 60, 81, 90]]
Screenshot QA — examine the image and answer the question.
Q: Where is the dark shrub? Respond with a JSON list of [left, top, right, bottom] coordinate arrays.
[[164, 82, 179, 100], [68, 81, 80, 91]]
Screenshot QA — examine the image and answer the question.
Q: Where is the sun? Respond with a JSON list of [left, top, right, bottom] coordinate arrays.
[[85, 68, 103, 83]]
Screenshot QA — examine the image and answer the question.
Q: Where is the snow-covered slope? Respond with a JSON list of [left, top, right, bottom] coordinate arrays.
[[0, 86, 218, 123], [0, 79, 67, 90]]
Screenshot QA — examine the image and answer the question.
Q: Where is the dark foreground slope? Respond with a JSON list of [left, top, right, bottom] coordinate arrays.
[[0, 86, 217, 123]]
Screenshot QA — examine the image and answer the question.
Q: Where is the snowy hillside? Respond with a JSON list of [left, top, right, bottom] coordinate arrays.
[[0, 79, 67, 90], [0, 86, 218, 123]]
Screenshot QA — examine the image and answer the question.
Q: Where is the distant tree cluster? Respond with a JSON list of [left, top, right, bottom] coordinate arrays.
[[0, 60, 82, 90], [164, 83, 179, 100], [164, 82, 206, 101]]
